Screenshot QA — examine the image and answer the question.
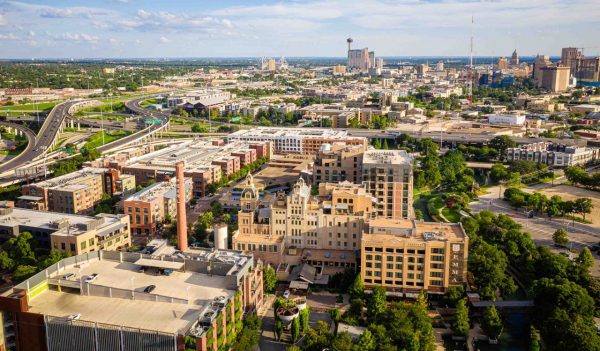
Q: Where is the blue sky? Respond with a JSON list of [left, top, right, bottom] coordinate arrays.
[[0, 0, 599, 58]]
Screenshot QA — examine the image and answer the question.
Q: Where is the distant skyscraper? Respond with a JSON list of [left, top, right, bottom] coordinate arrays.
[[375, 57, 384, 70], [511, 50, 519, 65], [533, 54, 552, 86], [561, 47, 581, 75], [497, 57, 508, 70], [346, 38, 373, 73], [436, 61, 444, 71], [540, 66, 570, 92]]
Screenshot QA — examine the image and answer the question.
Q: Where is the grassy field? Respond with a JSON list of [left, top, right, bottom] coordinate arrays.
[[140, 98, 162, 107], [441, 207, 462, 223], [84, 114, 127, 122], [0, 101, 60, 111], [84, 130, 129, 149]]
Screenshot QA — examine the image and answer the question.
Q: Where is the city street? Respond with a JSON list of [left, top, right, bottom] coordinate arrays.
[[470, 185, 600, 277]]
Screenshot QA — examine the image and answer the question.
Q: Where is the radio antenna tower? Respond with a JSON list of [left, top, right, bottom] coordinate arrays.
[[468, 16, 474, 107]]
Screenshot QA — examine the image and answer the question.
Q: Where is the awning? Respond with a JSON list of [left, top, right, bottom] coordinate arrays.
[[289, 281, 309, 290], [18, 195, 44, 201], [134, 258, 184, 270]]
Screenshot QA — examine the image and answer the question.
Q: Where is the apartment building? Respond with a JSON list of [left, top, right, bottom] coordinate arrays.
[[233, 175, 374, 269], [362, 150, 414, 219], [20, 167, 120, 215], [0, 202, 130, 255], [0, 248, 263, 351], [361, 218, 469, 295], [123, 139, 271, 197], [506, 142, 599, 167], [313, 142, 367, 184], [123, 179, 192, 236], [540, 66, 570, 92], [227, 127, 368, 155]]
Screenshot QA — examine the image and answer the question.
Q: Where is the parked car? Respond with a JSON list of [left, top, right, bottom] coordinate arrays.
[[283, 290, 290, 299], [144, 285, 156, 293], [62, 273, 75, 280], [85, 273, 98, 283], [67, 313, 81, 321]]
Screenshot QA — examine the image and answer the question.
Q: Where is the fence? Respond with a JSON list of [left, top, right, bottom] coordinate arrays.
[[45, 316, 177, 351]]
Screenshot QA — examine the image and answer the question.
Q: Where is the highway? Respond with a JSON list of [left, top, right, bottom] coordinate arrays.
[[0, 121, 37, 173]]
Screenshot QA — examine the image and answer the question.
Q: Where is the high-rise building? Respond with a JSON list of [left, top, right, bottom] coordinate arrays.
[[346, 38, 373, 73], [510, 49, 519, 65], [435, 61, 445, 71], [416, 64, 429, 75], [533, 54, 552, 86], [375, 57, 384, 70], [361, 218, 469, 295], [561, 47, 600, 81], [497, 57, 508, 70], [313, 142, 366, 184], [362, 150, 413, 219], [561, 47, 582, 76], [540, 66, 570, 92]]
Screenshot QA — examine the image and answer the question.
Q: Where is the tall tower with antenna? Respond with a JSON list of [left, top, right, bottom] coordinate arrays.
[[468, 16, 474, 107]]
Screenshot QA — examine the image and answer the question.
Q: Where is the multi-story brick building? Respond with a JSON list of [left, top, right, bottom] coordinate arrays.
[[122, 139, 271, 197], [361, 218, 468, 296], [362, 149, 414, 219], [20, 168, 120, 215], [123, 178, 192, 236]]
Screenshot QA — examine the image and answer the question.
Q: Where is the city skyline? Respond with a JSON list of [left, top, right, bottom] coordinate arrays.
[[0, 0, 599, 59]]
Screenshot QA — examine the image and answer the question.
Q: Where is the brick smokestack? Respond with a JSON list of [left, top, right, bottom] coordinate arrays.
[[176, 161, 188, 252]]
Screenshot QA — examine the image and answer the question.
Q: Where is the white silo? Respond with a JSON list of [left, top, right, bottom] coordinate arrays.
[[213, 224, 228, 250]]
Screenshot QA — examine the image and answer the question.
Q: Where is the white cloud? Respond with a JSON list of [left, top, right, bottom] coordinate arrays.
[[0, 33, 18, 40], [28, 30, 35, 37], [0, 14, 6, 26], [159, 36, 169, 43], [48, 32, 99, 43], [6, 1, 114, 19]]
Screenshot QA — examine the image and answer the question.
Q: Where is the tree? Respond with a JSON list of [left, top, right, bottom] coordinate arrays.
[[331, 331, 353, 351], [367, 286, 387, 321], [553, 228, 569, 247], [299, 307, 310, 334], [291, 317, 300, 343], [481, 306, 503, 339], [575, 247, 594, 274], [573, 198, 593, 221], [529, 326, 541, 351], [452, 300, 470, 337], [12, 265, 37, 282], [274, 319, 283, 341], [348, 273, 364, 299], [444, 285, 465, 307], [328, 308, 341, 334], [414, 209, 424, 220], [489, 135, 516, 159], [490, 164, 509, 183], [263, 264, 277, 294], [286, 346, 301, 351], [564, 166, 588, 185], [355, 329, 376, 351]]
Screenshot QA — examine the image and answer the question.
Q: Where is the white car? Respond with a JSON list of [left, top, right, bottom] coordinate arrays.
[[67, 313, 81, 321], [283, 290, 290, 299], [85, 273, 98, 283]]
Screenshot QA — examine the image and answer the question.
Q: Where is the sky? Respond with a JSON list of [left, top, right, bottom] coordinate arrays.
[[0, 0, 599, 59]]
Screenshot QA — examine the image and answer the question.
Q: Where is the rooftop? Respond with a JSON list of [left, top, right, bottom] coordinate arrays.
[[0, 207, 126, 238], [365, 218, 467, 244], [28, 167, 107, 189], [362, 149, 413, 166], [228, 127, 364, 140]]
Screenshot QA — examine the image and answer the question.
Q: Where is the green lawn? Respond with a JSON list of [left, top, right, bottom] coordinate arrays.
[[140, 98, 162, 107], [84, 130, 129, 149], [441, 207, 462, 223], [0, 101, 60, 111]]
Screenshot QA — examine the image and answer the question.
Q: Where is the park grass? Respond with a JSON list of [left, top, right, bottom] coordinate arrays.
[[0, 101, 60, 111], [83, 130, 129, 149], [84, 114, 127, 122], [140, 98, 162, 107], [441, 207, 462, 223]]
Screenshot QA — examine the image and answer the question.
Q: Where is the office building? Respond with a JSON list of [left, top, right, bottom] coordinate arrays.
[[227, 127, 368, 155], [533, 54, 552, 84], [506, 142, 599, 167], [20, 168, 121, 215], [362, 150, 414, 219], [332, 64, 347, 75], [0, 202, 130, 255], [0, 248, 263, 351], [233, 176, 374, 269], [540, 66, 570, 92], [123, 178, 192, 236], [313, 143, 367, 184], [361, 218, 469, 295]]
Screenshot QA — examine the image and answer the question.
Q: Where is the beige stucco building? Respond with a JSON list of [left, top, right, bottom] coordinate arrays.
[[361, 218, 468, 295]]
